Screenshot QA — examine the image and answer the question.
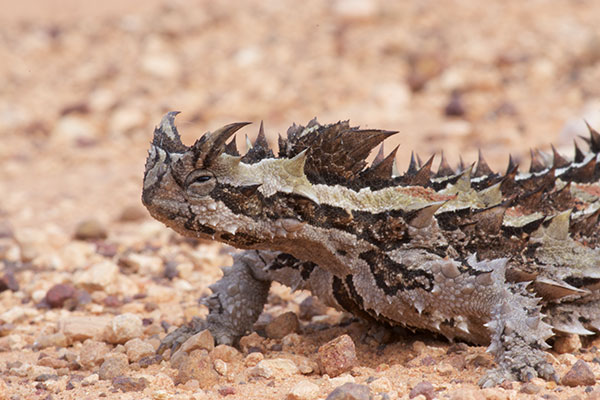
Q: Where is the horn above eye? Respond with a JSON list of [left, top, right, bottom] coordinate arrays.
[[193, 122, 252, 167]]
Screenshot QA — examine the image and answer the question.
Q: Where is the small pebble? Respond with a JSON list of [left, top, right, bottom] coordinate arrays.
[[218, 386, 235, 396], [34, 373, 58, 382], [124, 338, 155, 362], [107, 313, 143, 344], [37, 356, 68, 370], [561, 359, 596, 387], [74, 219, 107, 241], [98, 354, 128, 381], [150, 372, 175, 390], [412, 341, 427, 354], [436, 362, 454, 376], [119, 204, 148, 222], [79, 339, 110, 369], [409, 381, 435, 400], [325, 382, 371, 400], [265, 311, 300, 339], [111, 376, 148, 392], [288, 379, 320, 400], [369, 377, 392, 394], [179, 329, 215, 354], [45, 284, 76, 308], [34, 332, 68, 350], [81, 373, 99, 386], [73, 261, 119, 292], [519, 382, 541, 394], [553, 334, 582, 354], [211, 344, 240, 363], [174, 350, 219, 389], [138, 354, 162, 368], [299, 296, 328, 320], [0, 270, 19, 292], [213, 359, 227, 376], [239, 332, 265, 353], [245, 352, 264, 367], [318, 334, 358, 377], [444, 91, 466, 117], [248, 358, 299, 379]]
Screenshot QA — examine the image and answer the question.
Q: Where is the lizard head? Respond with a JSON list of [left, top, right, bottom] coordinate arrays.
[[143, 112, 461, 260], [142, 112, 320, 247]]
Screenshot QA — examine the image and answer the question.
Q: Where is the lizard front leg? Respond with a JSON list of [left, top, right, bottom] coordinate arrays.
[[159, 250, 271, 354]]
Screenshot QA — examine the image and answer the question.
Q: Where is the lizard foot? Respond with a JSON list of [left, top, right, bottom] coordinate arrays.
[[478, 360, 557, 388], [157, 316, 207, 355]]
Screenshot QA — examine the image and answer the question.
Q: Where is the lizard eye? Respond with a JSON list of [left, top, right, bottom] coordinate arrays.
[[185, 170, 216, 197]]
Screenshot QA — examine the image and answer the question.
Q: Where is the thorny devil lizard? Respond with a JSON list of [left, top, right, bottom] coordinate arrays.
[[142, 112, 600, 387]]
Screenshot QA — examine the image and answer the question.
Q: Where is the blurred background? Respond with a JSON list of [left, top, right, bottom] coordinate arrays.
[[2, 0, 600, 233]]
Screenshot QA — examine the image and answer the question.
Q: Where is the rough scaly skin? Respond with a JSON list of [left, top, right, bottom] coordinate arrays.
[[143, 112, 600, 386]]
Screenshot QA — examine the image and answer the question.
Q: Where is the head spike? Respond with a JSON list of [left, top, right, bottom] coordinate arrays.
[[410, 154, 434, 186], [417, 154, 435, 177], [407, 152, 418, 175], [500, 160, 519, 194], [545, 209, 572, 241], [584, 120, 600, 153], [362, 145, 399, 181], [283, 149, 309, 178], [506, 154, 518, 175], [519, 185, 545, 209], [478, 181, 503, 206], [193, 122, 251, 167], [242, 121, 275, 164], [436, 151, 454, 177], [473, 200, 510, 234], [153, 111, 187, 153], [573, 156, 596, 182], [345, 128, 398, 162], [474, 149, 493, 177], [529, 149, 545, 173], [277, 133, 286, 156], [407, 201, 446, 228], [534, 276, 590, 302], [416, 153, 424, 169], [457, 156, 465, 173], [254, 121, 268, 148], [392, 158, 400, 178], [570, 204, 600, 237], [551, 145, 570, 168], [372, 144, 385, 166], [454, 163, 474, 192], [224, 136, 239, 156], [574, 140, 585, 163]]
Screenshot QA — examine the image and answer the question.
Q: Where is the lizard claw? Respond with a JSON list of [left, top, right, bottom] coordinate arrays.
[[535, 360, 558, 383], [478, 368, 510, 388], [157, 317, 207, 355]]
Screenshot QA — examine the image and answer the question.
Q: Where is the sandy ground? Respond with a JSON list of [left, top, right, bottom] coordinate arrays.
[[1, 0, 600, 399]]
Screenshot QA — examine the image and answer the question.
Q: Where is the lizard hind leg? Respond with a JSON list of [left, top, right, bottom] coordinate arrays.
[[480, 281, 557, 387]]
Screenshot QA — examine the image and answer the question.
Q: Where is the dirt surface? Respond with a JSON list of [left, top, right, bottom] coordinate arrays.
[[2, 0, 600, 399]]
